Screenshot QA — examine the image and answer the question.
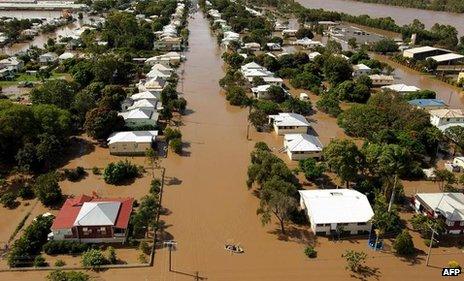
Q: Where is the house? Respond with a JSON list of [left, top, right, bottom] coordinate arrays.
[[118, 108, 159, 128], [243, 42, 261, 51], [130, 91, 161, 101], [293, 37, 323, 49], [127, 98, 162, 111], [452, 157, 464, 170], [153, 36, 182, 51], [269, 113, 311, 135], [284, 134, 323, 160], [403, 46, 450, 60], [308, 52, 321, 61], [429, 108, 464, 131], [381, 83, 421, 94], [146, 68, 171, 79], [266, 42, 281, 51], [429, 53, 464, 65], [262, 76, 283, 86], [107, 131, 158, 155], [413, 193, 464, 235], [299, 189, 374, 235], [251, 84, 272, 99], [39, 52, 58, 64], [58, 52, 75, 61], [151, 63, 174, 74], [138, 76, 166, 92], [50, 195, 133, 243], [352, 63, 371, 77], [0, 56, 23, 72], [408, 99, 447, 110], [368, 74, 394, 87], [222, 31, 240, 46], [274, 22, 288, 31], [282, 29, 298, 37], [145, 52, 183, 66]]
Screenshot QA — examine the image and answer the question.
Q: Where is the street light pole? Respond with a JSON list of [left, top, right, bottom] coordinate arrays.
[[426, 226, 438, 266], [164, 240, 177, 271]]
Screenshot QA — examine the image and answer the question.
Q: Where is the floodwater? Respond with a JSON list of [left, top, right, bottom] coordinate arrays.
[[0, 11, 95, 55], [298, 0, 464, 36], [0, 10, 462, 281], [373, 54, 464, 108]]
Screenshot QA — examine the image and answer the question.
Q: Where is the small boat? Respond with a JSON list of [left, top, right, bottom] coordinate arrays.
[[225, 244, 244, 254]]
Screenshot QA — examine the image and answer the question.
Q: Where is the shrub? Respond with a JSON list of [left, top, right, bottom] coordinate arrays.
[[54, 259, 66, 267], [47, 270, 89, 281], [92, 166, 100, 175], [393, 230, 415, 256], [139, 241, 151, 255], [107, 246, 117, 264], [103, 160, 141, 184], [149, 179, 161, 195], [304, 246, 317, 258], [18, 185, 34, 199], [1, 191, 17, 208], [33, 255, 47, 267], [448, 260, 461, 269], [170, 138, 182, 154], [81, 249, 107, 268], [43, 240, 89, 255], [138, 253, 148, 263], [63, 166, 86, 181], [342, 250, 367, 272]]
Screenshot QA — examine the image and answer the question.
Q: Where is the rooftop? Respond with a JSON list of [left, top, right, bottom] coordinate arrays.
[[269, 113, 310, 127], [430, 108, 464, 118], [299, 189, 374, 224], [107, 130, 158, 144], [284, 134, 323, 152], [415, 193, 464, 221], [382, 83, 421, 93]]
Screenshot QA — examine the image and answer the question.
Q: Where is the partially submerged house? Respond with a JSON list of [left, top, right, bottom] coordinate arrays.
[[39, 52, 58, 64], [118, 108, 159, 128], [352, 63, 371, 77], [381, 83, 421, 94], [408, 99, 447, 110], [299, 189, 374, 235], [284, 134, 323, 160], [50, 195, 133, 243], [413, 193, 464, 235], [368, 74, 394, 87], [107, 130, 158, 155], [269, 113, 310, 135], [429, 108, 464, 131]]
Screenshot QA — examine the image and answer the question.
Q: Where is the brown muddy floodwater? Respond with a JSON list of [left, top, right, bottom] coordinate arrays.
[[1, 10, 462, 281], [298, 0, 464, 36]]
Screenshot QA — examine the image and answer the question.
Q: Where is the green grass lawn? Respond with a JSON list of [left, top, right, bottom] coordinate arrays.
[[0, 72, 70, 88]]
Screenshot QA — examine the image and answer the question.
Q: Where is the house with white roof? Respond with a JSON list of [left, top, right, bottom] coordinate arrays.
[[138, 76, 166, 92], [243, 42, 261, 51], [145, 52, 183, 66], [308, 52, 321, 61], [266, 42, 281, 51], [146, 68, 171, 79], [429, 108, 464, 131], [299, 189, 374, 235], [352, 63, 371, 77], [293, 37, 323, 49], [368, 74, 394, 87], [381, 83, 421, 94], [282, 29, 298, 37], [58, 52, 75, 61], [39, 52, 58, 64], [251, 84, 272, 99], [107, 130, 158, 155], [269, 113, 311, 135], [127, 99, 162, 111], [118, 108, 159, 128], [284, 134, 323, 160], [413, 193, 464, 235], [151, 63, 174, 75], [0, 56, 23, 72]]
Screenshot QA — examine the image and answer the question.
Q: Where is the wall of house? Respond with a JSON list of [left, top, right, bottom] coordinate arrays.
[[274, 125, 308, 135], [109, 141, 153, 156], [124, 119, 157, 128], [287, 150, 322, 161]]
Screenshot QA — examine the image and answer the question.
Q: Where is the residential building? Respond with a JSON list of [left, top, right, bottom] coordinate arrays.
[[118, 108, 159, 128], [452, 157, 464, 170], [107, 131, 158, 155], [368, 74, 394, 87], [284, 134, 323, 160], [282, 29, 297, 37], [429, 53, 464, 65], [352, 63, 371, 77], [293, 37, 323, 49], [266, 42, 281, 51], [50, 195, 133, 243], [403, 46, 450, 60], [413, 193, 464, 235], [408, 99, 447, 110], [381, 83, 421, 94], [39, 52, 58, 64], [0, 56, 23, 72], [58, 52, 75, 61], [153, 36, 182, 51], [269, 113, 311, 135], [429, 108, 464, 131], [299, 189, 374, 235], [243, 42, 261, 51]]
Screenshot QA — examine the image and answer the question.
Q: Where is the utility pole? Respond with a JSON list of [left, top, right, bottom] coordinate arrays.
[[426, 226, 438, 266], [164, 240, 177, 271]]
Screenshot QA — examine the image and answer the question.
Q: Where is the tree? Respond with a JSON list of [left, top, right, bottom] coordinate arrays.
[[169, 138, 182, 154], [33, 172, 62, 206], [30, 80, 78, 110], [325, 39, 342, 54], [323, 55, 353, 85], [1, 191, 17, 208], [372, 39, 398, 54], [84, 106, 124, 140], [257, 178, 298, 234], [322, 139, 361, 187], [81, 249, 106, 268], [295, 27, 314, 39], [267, 85, 286, 103], [299, 158, 325, 181], [393, 230, 415, 256], [410, 214, 446, 238], [434, 169, 456, 191], [248, 109, 268, 131], [348, 38, 357, 50], [372, 193, 402, 234], [316, 94, 342, 117], [103, 160, 141, 185], [444, 126, 464, 155], [342, 250, 367, 272]]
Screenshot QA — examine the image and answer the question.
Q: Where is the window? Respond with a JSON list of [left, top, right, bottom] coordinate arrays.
[[316, 224, 324, 227], [357, 222, 367, 226], [446, 220, 454, 226], [83, 227, 89, 235]]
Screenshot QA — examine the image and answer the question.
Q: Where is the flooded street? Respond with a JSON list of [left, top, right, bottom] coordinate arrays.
[[298, 0, 464, 35]]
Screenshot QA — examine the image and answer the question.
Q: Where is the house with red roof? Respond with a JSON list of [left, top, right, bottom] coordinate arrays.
[[50, 195, 133, 243]]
